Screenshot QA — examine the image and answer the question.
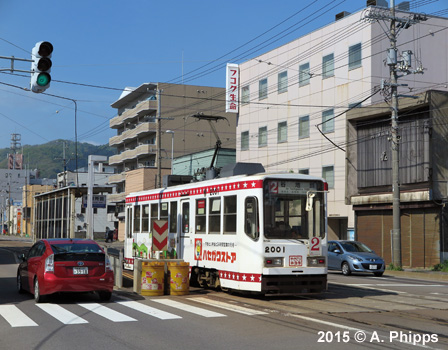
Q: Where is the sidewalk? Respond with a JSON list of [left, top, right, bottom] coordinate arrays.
[[384, 269, 448, 282]]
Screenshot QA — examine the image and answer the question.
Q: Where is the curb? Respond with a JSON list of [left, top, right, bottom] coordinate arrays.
[[384, 269, 448, 282]]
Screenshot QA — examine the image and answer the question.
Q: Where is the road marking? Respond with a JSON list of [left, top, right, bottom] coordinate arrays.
[[0, 305, 38, 327], [78, 303, 137, 322], [347, 284, 445, 287], [36, 304, 88, 324], [152, 299, 226, 318], [116, 301, 181, 320], [190, 297, 269, 315]]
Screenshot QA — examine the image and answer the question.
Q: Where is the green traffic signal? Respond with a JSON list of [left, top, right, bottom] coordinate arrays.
[[36, 72, 51, 87]]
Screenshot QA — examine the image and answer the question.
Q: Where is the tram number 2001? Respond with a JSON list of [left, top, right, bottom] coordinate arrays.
[[265, 246, 285, 253]]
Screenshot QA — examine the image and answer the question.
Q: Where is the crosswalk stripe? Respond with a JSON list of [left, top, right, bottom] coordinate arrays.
[[0, 305, 38, 327], [189, 297, 269, 315], [36, 304, 88, 324], [152, 299, 226, 318], [78, 303, 137, 322], [116, 301, 182, 320]]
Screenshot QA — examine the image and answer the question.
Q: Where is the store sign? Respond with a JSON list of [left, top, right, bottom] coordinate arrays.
[[226, 63, 239, 113], [82, 195, 106, 208]]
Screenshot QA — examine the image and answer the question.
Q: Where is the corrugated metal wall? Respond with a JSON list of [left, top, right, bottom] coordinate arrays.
[[356, 207, 440, 268]]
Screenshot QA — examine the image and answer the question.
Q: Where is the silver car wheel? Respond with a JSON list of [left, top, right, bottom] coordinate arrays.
[[342, 262, 351, 276]]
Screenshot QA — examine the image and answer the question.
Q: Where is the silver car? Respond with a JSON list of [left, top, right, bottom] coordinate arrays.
[[328, 240, 385, 277]]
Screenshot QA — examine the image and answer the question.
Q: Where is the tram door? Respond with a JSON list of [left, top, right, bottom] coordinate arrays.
[[179, 199, 191, 259]]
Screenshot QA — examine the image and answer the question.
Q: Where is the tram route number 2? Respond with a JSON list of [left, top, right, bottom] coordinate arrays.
[[309, 237, 322, 256], [265, 246, 285, 253]]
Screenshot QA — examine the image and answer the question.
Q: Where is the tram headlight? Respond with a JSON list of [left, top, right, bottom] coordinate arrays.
[[265, 257, 284, 267], [307, 257, 326, 267]]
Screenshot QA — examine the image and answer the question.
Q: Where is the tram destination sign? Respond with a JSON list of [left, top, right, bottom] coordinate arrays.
[[276, 181, 316, 195]]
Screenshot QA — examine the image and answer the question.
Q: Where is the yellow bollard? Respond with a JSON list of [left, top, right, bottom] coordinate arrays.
[[167, 262, 190, 295], [141, 261, 165, 296]]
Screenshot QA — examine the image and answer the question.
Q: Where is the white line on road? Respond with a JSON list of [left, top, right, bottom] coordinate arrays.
[[0, 305, 38, 327], [152, 299, 226, 317], [190, 297, 269, 315], [116, 300, 182, 320], [36, 304, 88, 324], [78, 303, 137, 322]]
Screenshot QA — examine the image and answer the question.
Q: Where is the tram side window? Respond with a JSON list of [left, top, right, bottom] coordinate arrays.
[[142, 204, 149, 232], [170, 202, 178, 233], [182, 202, 190, 233], [245, 197, 259, 240], [160, 202, 169, 221], [224, 195, 237, 234], [196, 199, 206, 233], [209, 197, 221, 234], [126, 207, 132, 238], [150, 204, 158, 233], [133, 205, 141, 233]]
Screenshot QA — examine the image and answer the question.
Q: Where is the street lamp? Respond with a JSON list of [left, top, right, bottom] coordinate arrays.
[[165, 130, 175, 174]]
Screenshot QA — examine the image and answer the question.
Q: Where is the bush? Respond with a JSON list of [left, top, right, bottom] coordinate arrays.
[[387, 263, 404, 271], [431, 260, 448, 272]]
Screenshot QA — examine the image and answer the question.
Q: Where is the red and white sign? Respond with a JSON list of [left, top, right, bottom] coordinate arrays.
[[289, 255, 303, 266], [152, 220, 168, 251], [309, 237, 322, 256], [226, 63, 239, 113]]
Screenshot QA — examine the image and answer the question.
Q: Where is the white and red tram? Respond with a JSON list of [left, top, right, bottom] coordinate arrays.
[[124, 170, 328, 295]]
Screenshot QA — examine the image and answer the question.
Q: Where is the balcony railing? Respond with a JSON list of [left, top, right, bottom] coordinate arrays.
[[108, 144, 157, 165], [110, 100, 157, 128], [109, 123, 156, 147], [108, 192, 126, 203]]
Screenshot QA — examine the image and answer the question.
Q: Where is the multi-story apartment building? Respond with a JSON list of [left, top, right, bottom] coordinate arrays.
[[109, 82, 236, 240], [236, 3, 448, 240]]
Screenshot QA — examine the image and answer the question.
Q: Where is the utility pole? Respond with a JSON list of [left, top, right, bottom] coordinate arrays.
[[389, 0, 402, 268], [364, 1, 426, 267], [156, 88, 162, 188]]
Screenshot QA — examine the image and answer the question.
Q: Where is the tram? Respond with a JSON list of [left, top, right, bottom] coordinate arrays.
[[124, 165, 328, 295]]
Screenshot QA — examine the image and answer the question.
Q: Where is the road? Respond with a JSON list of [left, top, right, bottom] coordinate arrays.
[[0, 236, 447, 350]]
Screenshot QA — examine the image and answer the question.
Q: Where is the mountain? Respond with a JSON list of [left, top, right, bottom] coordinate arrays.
[[0, 140, 116, 179]]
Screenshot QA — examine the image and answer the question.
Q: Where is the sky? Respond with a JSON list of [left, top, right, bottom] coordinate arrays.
[[0, 0, 446, 151]]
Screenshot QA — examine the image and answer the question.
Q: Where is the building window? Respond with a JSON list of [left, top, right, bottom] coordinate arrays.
[[322, 109, 334, 133], [322, 53, 334, 78], [349, 43, 362, 70], [258, 126, 267, 147], [278, 121, 287, 143], [322, 166, 334, 189], [349, 102, 362, 109], [242, 85, 250, 104], [299, 63, 310, 86], [259, 78, 268, 100], [278, 71, 288, 93], [299, 168, 309, 175], [241, 131, 249, 151], [299, 115, 309, 139]]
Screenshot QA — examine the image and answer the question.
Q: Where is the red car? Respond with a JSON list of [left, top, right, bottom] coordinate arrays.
[[17, 238, 114, 303]]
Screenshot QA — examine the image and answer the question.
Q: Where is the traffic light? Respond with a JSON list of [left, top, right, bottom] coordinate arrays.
[[30, 41, 53, 93]]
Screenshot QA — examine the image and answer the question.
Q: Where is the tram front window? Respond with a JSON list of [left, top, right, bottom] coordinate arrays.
[[263, 188, 324, 240], [264, 197, 308, 239]]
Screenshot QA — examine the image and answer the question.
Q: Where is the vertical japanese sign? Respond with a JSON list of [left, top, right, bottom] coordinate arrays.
[[226, 63, 239, 113]]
